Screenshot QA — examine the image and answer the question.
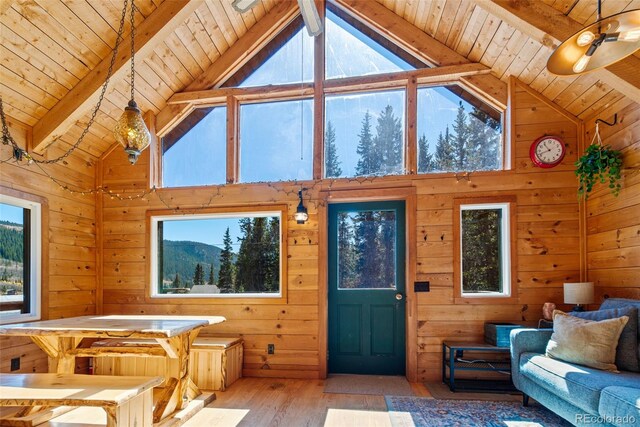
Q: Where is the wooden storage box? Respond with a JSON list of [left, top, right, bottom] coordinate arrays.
[[190, 337, 243, 391], [93, 336, 243, 391], [484, 322, 522, 347]]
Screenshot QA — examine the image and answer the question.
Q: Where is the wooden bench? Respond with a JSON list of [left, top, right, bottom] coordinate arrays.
[[93, 336, 243, 391], [0, 373, 163, 427]]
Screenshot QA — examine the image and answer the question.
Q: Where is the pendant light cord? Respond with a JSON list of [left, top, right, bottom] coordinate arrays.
[[130, 0, 136, 102]]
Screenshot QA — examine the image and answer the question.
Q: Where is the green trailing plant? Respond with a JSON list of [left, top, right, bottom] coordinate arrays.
[[575, 143, 622, 199]]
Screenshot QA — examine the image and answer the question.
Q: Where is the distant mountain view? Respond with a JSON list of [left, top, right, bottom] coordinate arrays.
[[161, 240, 223, 287], [0, 221, 24, 295]]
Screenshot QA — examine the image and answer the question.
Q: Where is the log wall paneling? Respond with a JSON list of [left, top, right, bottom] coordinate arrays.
[[100, 77, 585, 381], [0, 121, 96, 375], [585, 101, 640, 301]]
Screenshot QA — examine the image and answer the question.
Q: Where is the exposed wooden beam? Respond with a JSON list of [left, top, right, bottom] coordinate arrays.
[[167, 64, 490, 107], [330, 0, 507, 109], [473, 0, 640, 103], [156, 1, 300, 136], [31, 0, 202, 154]]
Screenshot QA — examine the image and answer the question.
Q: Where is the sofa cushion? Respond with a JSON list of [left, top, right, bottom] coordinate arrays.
[[520, 353, 640, 414], [599, 386, 640, 427], [568, 306, 639, 372], [547, 310, 628, 371], [600, 298, 640, 364]]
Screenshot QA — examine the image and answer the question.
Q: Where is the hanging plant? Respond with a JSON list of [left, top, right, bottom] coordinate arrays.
[[575, 142, 622, 199]]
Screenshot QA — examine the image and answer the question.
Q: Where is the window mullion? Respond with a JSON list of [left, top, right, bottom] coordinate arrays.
[[227, 96, 239, 184], [313, 0, 326, 180], [406, 76, 417, 175]]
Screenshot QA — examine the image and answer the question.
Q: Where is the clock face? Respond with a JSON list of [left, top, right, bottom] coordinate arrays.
[[530, 136, 566, 168]]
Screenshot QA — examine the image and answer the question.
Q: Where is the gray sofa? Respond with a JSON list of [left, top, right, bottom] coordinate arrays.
[[510, 298, 640, 427]]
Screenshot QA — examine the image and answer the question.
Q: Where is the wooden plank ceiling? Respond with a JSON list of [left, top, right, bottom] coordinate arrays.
[[1, 0, 638, 161]]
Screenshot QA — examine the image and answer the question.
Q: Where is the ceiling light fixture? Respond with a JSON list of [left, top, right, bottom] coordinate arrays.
[[547, 2, 640, 75], [113, 0, 151, 165], [231, 0, 259, 13]]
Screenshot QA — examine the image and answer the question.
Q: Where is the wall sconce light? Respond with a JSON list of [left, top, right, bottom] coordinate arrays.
[[295, 189, 308, 224]]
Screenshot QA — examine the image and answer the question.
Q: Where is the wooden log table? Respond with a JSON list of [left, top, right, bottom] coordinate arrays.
[[0, 315, 225, 423]]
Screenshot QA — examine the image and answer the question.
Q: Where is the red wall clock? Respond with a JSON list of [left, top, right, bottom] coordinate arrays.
[[530, 136, 566, 168]]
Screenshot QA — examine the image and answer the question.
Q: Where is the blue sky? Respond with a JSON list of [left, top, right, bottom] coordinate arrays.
[[162, 217, 243, 250], [0, 203, 24, 225]]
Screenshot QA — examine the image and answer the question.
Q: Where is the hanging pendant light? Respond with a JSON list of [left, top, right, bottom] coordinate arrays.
[[547, 1, 640, 76], [114, 0, 151, 164]]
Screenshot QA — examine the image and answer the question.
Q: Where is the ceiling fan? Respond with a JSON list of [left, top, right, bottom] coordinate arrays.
[[232, 0, 323, 37]]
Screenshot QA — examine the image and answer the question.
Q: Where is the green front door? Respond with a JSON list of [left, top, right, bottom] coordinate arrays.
[[328, 201, 406, 375]]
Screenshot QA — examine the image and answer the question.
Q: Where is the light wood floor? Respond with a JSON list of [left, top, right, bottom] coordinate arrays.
[[13, 377, 430, 427], [184, 377, 431, 427]]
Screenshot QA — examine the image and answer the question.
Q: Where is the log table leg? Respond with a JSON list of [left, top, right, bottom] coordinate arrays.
[[152, 331, 201, 422]]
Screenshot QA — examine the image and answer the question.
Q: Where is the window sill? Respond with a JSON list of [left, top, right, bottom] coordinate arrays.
[[454, 295, 518, 305]]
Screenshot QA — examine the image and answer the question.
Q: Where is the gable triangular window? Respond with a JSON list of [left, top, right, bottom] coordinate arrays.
[[237, 22, 314, 88], [325, 9, 415, 79]]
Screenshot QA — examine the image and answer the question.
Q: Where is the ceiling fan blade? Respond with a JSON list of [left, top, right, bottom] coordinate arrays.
[[232, 0, 260, 13], [298, 0, 323, 36]]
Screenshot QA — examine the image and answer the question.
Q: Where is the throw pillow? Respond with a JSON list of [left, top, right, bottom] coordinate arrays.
[[568, 306, 639, 372], [546, 310, 629, 372]]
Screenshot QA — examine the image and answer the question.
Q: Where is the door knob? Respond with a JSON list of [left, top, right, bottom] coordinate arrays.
[[395, 293, 403, 301]]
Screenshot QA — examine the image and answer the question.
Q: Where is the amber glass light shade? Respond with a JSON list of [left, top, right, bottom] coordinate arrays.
[[547, 9, 640, 75], [114, 100, 151, 164]]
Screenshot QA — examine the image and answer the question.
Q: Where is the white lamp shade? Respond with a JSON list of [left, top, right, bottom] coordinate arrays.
[[563, 282, 595, 305]]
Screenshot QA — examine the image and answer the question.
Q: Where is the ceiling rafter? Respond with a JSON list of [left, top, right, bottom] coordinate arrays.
[[155, 1, 300, 136], [473, 0, 640, 104], [30, 0, 202, 155], [330, 0, 508, 110]]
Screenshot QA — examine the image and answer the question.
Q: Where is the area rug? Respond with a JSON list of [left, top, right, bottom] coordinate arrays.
[[385, 397, 572, 427], [424, 381, 521, 402], [323, 374, 414, 396]]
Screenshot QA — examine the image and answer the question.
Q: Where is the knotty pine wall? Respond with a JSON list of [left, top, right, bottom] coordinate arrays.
[[0, 121, 97, 374], [99, 78, 586, 381], [585, 100, 640, 301]]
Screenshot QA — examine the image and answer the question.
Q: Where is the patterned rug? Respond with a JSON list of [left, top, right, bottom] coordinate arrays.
[[385, 397, 572, 427]]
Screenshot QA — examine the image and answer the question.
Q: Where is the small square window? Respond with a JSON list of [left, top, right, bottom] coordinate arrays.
[[455, 199, 514, 299], [0, 194, 41, 324]]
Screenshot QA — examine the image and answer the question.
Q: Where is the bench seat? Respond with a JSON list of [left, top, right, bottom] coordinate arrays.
[[0, 373, 162, 427], [93, 336, 243, 391]]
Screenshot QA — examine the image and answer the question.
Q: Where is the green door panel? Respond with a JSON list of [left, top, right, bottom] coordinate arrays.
[[328, 200, 406, 375]]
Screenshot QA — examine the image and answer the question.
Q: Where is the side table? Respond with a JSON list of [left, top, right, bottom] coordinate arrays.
[[442, 341, 517, 393]]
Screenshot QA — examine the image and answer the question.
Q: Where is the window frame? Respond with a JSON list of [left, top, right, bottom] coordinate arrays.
[[154, 7, 508, 187], [147, 205, 288, 304], [0, 190, 44, 324], [453, 196, 517, 304]]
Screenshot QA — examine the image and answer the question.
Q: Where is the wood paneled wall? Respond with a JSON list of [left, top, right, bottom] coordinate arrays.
[[585, 100, 640, 301], [0, 120, 97, 374], [100, 78, 585, 381]]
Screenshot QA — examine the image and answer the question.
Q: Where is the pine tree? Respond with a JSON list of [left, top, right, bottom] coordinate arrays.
[[451, 101, 469, 171], [263, 217, 280, 292], [193, 263, 205, 287], [418, 134, 433, 173], [218, 227, 234, 293], [355, 112, 377, 175], [337, 213, 357, 288], [353, 211, 381, 288], [374, 105, 403, 175], [208, 263, 214, 285], [324, 120, 342, 178], [434, 127, 454, 171], [172, 273, 182, 288]]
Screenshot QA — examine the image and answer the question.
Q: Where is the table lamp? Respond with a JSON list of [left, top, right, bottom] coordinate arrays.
[[563, 282, 594, 312]]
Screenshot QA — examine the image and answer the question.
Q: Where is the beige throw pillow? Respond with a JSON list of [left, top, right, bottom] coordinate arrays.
[[546, 310, 629, 372]]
